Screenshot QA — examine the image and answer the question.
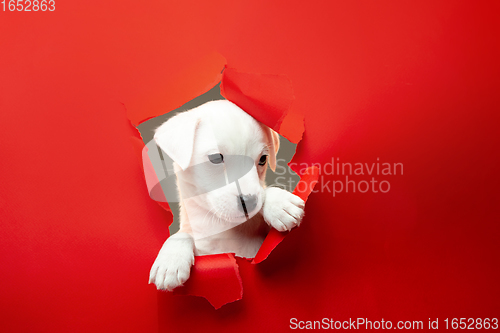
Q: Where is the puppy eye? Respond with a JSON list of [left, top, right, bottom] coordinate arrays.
[[258, 155, 268, 166], [208, 153, 224, 164]]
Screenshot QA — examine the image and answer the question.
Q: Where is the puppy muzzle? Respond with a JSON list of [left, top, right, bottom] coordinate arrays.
[[237, 194, 258, 218]]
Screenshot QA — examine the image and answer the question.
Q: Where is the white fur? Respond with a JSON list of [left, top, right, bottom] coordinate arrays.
[[149, 100, 304, 291]]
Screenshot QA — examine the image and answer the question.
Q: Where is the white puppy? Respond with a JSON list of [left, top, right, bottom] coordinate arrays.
[[149, 100, 305, 291]]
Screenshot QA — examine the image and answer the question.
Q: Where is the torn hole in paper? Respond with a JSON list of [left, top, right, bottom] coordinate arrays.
[[128, 60, 318, 308]]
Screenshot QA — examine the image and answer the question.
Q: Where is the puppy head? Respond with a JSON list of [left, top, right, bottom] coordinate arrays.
[[154, 100, 279, 223]]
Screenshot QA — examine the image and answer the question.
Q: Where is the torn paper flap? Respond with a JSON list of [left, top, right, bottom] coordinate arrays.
[[221, 67, 295, 133], [252, 166, 319, 264], [173, 253, 242, 309]]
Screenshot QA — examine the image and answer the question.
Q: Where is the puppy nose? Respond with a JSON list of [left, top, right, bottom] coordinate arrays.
[[237, 194, 258, 214]]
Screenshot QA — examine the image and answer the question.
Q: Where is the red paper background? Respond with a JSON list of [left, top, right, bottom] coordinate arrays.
[[1, 1, 499, 332]]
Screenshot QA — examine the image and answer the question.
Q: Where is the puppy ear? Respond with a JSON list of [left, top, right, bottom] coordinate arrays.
[[268, 128, 280, 172], [154, 112, 201, 171]]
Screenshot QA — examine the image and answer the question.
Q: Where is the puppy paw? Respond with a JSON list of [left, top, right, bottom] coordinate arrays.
[[263, 187, 305, 232], [149, 233, 195, 291]]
